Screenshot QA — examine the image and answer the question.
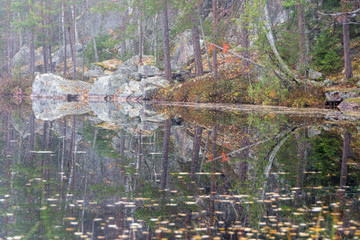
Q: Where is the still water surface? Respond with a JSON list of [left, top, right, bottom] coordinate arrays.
[[1, 100, 360, 239]]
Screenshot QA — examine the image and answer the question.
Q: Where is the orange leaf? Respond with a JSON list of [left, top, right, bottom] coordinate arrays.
[[223, 43, 230, 54], [208, 44, 215, 54], [221, 152, 229, 163]]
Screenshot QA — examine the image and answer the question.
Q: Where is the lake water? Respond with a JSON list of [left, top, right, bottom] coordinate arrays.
[[1, 100, 360, 239]]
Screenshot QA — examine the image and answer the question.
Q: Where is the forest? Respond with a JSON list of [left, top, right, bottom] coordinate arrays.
[[0, 0, 360, 107], [1, 1, 360, 239]]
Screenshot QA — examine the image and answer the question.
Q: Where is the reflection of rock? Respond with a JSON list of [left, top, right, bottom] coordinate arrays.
[[89, 101, 165, 135], [31, 99, 91, 121], [31, 73, 92, 99], [325, 111, 359, 121], [308, 126, 321, 138], [172, 126, 193, 161], [338, 101, 360, 112]]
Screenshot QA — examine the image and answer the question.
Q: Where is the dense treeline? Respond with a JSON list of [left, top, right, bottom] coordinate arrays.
[[0, 0, 359, 96]]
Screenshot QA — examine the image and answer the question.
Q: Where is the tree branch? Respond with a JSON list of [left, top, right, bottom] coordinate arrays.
[[317, 8, 360, 17]]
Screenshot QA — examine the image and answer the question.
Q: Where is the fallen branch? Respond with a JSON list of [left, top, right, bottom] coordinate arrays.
[[317, 8, 360, 17]]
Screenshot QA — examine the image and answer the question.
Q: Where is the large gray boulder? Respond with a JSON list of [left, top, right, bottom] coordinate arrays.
[[325, 90, 360, 103], [52, 43, 83, 67], [31, 73, 92, 99], [138, 65, 162, 77], [88, 74, 130, 100], [11, 45, 43, 68], [309, 69, 323, 80], [171, 30, 193, 70]]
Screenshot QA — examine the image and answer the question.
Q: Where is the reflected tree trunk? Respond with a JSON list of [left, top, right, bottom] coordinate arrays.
[[160, 119, 171, 190], [340, 131, 351, 188], [6, 0, 11, 75], [209, 125, 217, 239], [191, 126, 203, 178]]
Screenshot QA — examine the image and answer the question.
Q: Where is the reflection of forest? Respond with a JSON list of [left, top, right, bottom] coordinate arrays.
[[0, 104, 359, 239]]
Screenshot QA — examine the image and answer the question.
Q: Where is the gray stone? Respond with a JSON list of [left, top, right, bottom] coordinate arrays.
[[141, 76, 169, 88], [324, 79, 337, 87], [11, 45, 43, 68], [337, 101, 360, 112], [30, 73, 92, 99], [356, 80, 360, 88], [88, 74, 130, 98], [310, 80, 324, 87], [325, 90, 360, 102], [143, 86, 160, 100], [52, 43, 83, 67], [309, 69, 323, 80], [84, 69, 105, 79], [171, 30, 193, 70], [138, 65, 162, 77]]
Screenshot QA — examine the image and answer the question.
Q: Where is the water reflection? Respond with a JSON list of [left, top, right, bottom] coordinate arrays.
[[0, 102, 359, 239]]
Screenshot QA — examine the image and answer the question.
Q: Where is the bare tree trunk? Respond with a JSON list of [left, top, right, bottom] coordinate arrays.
[[68, 4, 77, 79], [342, 17, 353, 80], [264, 2, 296, 82], [6, 0, 11, 75], [42, 0, 48, 73], [160, 119, 171, 190], [93, 37, 99, 62], [138, 0, 144, 66], [191, 126, 203, 177], [62, 0, 67, 76], [212, 0, 218, 80], [340, 131, 351, 188], [297, 0, 306, 69], [209, 125, 217, 239], [240, 0, 250, 70], [30, 30, 35, 76], [162, 0, 172, 81], [190, 8, 204, 77]]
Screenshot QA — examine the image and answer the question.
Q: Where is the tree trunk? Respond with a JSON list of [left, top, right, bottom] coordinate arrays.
[[162, 0, 172, 81], [93, 37, 99, 62], [62, 0, 67, 76], [30, 30, 35, 76], [68, 5, 77, 80], [240, 0, 250, 71], [160, 119, 171, 190], [42, 0, 48, 73], [6, 0, 11, 76], [297, 0, 306, 69], [191, 9, 204, 77], [191, 126, 203, 177], [342, 16, 353, 80], [264, 2, 296, 83], [212, 0, 218, 80], [138, 0, 144, 66], [340, 131, 351, 188]]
